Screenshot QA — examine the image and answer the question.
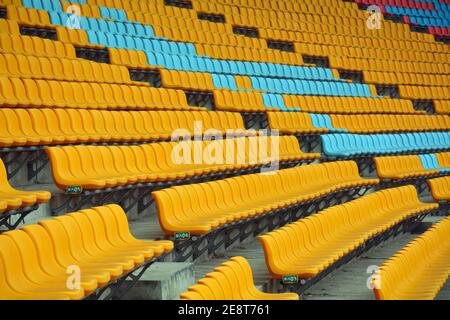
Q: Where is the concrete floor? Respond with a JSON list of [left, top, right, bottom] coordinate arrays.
[[128, 216, 449, 300]]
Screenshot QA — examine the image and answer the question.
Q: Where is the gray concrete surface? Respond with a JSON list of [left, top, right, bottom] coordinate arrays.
[[120, 262, 195, 300]]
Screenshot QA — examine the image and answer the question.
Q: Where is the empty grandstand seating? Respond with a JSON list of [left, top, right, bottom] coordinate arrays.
[[152, 161, 378, 235], [259, 186, 438, 280], [372, 216, 450, 300], [180, 256, 299, 300], [0, 0, 448, 301], [0, 158, 50, 213], [46, 136, 319, 191], [0, 204, 173, 299]]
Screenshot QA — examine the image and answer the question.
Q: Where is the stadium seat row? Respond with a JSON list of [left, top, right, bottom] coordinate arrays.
[[329, 56, 450, 74], [364, 70, 450, 86], [0, 204, 173, 299], [267, 112, 450, 134], [373, 216, 450, 300], [267, 112, 330, 134], [249, 76, 373, 97], [0, 52, 140, 85], [152, 161, 379, 235], [296, 41, 449, 65], [108, 47, 152, 69], [160, 68, 338, 91], [283, 95, 419, 114], [259, 186, 438, 279], [322, 132, 450, 157], [329, 114, 450, 133], [0, 32, 76, 58], [374, 152, 450, 180], [46, 136, 319, 190], [0, 77, 196, 110], [180, 257, 299, 300], [399, 85, 450, 100], [0, 108, 247, 147], [214, 90, 272, 112], [161, 69, 215, 91], [0, 159, 50, 213], [5, 4, 52, 28]]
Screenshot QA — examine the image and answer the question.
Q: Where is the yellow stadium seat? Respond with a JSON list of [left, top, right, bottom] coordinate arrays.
[[434, 101, 450, 115], [427, 176, 450, 202], [181, 257, 299, 300], [0, 159, 51, 213], [436, 152, 450, 168]]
